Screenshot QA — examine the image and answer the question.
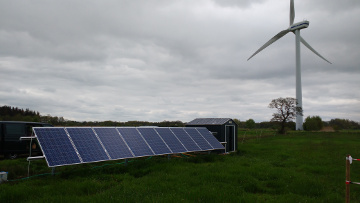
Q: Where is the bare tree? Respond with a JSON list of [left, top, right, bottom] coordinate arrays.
[[268, 97, 303, 134]]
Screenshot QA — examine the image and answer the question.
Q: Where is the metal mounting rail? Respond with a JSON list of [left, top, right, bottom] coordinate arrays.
[[20, 136, 36, 141], [27, 156, 45, 161]]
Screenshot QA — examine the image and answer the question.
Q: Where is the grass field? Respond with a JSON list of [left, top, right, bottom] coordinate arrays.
[[1, 131, 360, 202]]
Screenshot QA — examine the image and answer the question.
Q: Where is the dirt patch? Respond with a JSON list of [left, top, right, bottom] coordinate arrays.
[[320, 126, 335, 132]]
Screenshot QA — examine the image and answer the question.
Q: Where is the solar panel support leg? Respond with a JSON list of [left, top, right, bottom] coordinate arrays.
[[167, 154, 171, 160], [51, 167, 56, 176], [125, 159, 128, 166]]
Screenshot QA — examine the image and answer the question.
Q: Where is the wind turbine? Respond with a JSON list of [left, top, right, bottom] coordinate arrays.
[[248, 0, 331, 130]]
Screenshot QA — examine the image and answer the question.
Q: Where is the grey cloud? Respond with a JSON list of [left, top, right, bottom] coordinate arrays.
[[301, 0, 360, 14], [0, 0, 359, 123], [211, 0, 266, 8]]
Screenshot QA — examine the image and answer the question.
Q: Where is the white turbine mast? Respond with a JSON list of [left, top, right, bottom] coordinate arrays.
[[247, 0, 331, 130]]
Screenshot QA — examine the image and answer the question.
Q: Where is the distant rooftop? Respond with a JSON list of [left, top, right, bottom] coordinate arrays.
[[187, 118, 232, 125]]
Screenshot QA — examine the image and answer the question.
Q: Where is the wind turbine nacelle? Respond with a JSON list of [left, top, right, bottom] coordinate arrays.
[[289, 20, 309, 31]]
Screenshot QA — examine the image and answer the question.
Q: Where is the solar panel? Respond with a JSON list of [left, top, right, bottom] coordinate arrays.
[[66, 127, 109, 163], [93, 127, 134, 160], [154, 128, 187, 153], [33, 127, 81, 167], [33, 126, 224, 167], [196, 127, 224, 149], [183, 127, 213, 151], [170, 128, 201, 152], [117, 128, 154, 157], [137, 128, 172, 155]]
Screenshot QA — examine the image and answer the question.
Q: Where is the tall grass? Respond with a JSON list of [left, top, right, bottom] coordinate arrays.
[[1, 131, 359, 202]]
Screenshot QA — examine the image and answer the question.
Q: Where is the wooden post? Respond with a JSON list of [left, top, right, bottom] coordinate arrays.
[[346, 154, 351, 203]]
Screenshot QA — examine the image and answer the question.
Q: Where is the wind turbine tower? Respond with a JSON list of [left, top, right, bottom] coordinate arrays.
[[248, 0, 331, 130]]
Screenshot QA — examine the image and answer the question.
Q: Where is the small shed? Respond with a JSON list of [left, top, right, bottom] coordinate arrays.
[[186, 118, 238, 152]]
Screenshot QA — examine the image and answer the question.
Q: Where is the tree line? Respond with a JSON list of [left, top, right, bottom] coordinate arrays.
[[237, 117, 360, 131], [0, 105, 41, 122], [0, 105, 40, 117], [1, 105, 359, 130], [0, 105, 184, 127], [234, 118, 297, 131]]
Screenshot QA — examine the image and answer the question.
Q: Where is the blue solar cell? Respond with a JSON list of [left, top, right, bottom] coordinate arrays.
[[117, 128, 154, 157], [33, 127, 80, 167], [137, 128, 172, 155], [170, 128, 201, 152], [154, 128, 187, 153], [34, 126, 224, 168], [183, 128, 213, 150], [93, 127, 134, 160], [196, 127, 224, 149], [66, 127, 109, 163]]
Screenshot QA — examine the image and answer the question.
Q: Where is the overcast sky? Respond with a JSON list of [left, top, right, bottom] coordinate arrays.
[[0, 0, 359, 123]]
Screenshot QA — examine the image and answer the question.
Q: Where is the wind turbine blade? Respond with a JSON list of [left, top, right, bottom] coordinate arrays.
[[300, 36, 332, 64], [248, 29, 290, 61], [290, 0, 295, 25]]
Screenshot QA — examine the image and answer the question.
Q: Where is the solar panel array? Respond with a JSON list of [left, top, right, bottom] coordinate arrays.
[[33, 127, 224, 167]]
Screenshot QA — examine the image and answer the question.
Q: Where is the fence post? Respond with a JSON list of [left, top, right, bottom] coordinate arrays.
[[346, 154, 351, 203]]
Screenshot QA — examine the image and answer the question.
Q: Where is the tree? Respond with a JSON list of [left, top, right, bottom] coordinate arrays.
[[268, 97, 303, 134], [303, 116, 323, 131], [233, 118, 241, 127], [245, 119, 256, 129], [329, 118, 360, 130]]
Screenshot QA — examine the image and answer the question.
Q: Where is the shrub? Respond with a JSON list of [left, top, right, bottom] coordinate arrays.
[[303, 116, 323, 131], [245, 119, 256, 129], [329, 118, 360, 130]]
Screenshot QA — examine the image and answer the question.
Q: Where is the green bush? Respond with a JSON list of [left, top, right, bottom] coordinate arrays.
[[245, 119, 256, 129], [303, 116, 323, 131], [329, 118, 360, 130]]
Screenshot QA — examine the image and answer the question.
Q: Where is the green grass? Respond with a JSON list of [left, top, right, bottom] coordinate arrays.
[[238, 128, 277, 142], [1, 131, 360, 202]]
